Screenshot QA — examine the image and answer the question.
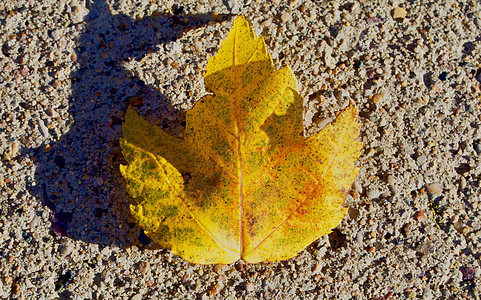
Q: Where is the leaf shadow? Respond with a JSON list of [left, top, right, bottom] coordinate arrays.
[[26, 0, 231, 248]]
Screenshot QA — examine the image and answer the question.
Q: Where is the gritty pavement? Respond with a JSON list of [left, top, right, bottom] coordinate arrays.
[[1, 0, 481, 299]]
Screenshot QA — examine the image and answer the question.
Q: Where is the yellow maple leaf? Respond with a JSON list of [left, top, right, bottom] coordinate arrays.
[[120, 16, 362, 264]]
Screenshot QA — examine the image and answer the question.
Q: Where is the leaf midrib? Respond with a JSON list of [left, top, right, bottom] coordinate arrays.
[[233, 24, 244, 257]]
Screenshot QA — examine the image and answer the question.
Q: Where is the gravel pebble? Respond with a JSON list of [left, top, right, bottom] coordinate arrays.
[[37, 119, 49, 138], [415, 210, 427, 222], [131, 294, 142, 300], [280, 13, 292, 23], [28, 215, 41, 231], [392, 7, 407, 20], [427, 182, 443, 197]]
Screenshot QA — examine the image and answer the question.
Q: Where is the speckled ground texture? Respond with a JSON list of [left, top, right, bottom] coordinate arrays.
[[2, 0, 481, 299]]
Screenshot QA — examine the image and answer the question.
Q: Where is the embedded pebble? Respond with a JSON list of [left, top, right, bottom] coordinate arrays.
[[281, 13, 292, 23], [392, 7, 407, 20], [131, 294, 142, 300], [19, 66, 29, 78], [138, 261, 149, 274], [208, 281, 225, 296], [45, 107, 57, 117], [460, 267, 478, 281], [366, 188, 380, 200], [37, 119, 49, 138], [387, 175, 396, 186], [415, 210, 427, 222], [323, 45, 337, 69], [8, 141, 20, 159], [427, 182, 443, 197], [261, 19, 272, 28], [372, 93, 384, 105], [223, 0, 239, 12], [459, 176, 467, 190], [348, 207, 360, 219], [50, 29, 63, 40], [60, 244, 73, 257], [29, 215, 41, 231]]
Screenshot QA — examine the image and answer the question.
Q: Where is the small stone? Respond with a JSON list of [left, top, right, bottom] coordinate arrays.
[[208, 281, 224, 296], [372, 93, 384, 105], [348, 207, 360, 219], [315, 117, 334, 130], [460, 267, 478, 281], [356, 231, 363, 246], [146, 280, 156, 287], [453, 220, 464, 233], [353, 180, 363, 195], [460, 176, 467, 189], [60, 244, 73, 257], [29, 215, 41, 231], [431, 81, 442, 93], [392, 7, 407, 21], [246, 283, 255, 292], [25, 278, 34, 289], [406, 290, 416, 298], [215, 264, 226, 275], [50, 29, 63, 40], [131, 294, 142, 300], [38, 119, 49, 138], [366, 188, 380, 200], [45, 107, 57, 117], [415, 210, 427, 222], [334, 89, 347, 102], [8, 141, 20, 159], [42, 144, 52, 152], [223, 0, 238, 12], [402, 223, 412, 237], [194, 41, 203, 52], [417, 155, 427, 166], [11, 281, 20, 295], [19, 66, 29, 78], [71, 52, 78, 62], [261, 19, 272, 28], [427, 182, 443, 197], [138, 261, 149, 274], [387, 175, 396, 186], [281, 13, 292, 23], [323, 45, 337, 69], [473, 140, 481, 154]]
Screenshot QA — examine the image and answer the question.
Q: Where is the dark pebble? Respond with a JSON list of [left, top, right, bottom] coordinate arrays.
[[55, 270, 73, 291], [474, 140, 481, 154], [438, 72, 448, 81], [329, 26, 339, 38], [460, 267, 477, 281], [54, 155, 66, 168], [354, 59, 363, 69]]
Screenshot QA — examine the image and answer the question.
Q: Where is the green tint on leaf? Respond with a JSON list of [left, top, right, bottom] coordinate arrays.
[[120, 16, 362, 264]]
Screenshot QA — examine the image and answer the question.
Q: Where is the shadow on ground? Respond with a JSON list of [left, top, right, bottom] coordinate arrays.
[[28, 0, 230, 248]]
